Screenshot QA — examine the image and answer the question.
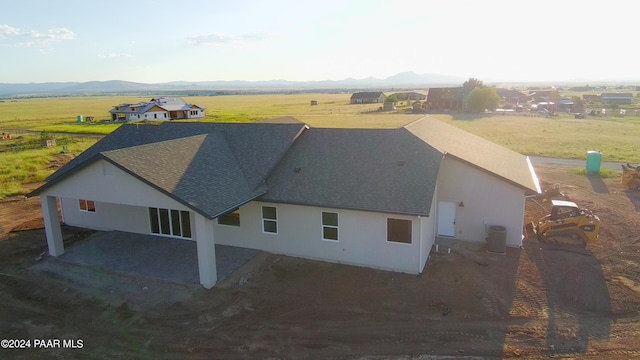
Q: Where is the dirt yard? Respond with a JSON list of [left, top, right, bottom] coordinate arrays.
[[1, 165, 639, 359]]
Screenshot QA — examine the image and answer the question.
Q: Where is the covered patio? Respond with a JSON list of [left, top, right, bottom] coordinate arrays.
[[56, 231, 260, 285]]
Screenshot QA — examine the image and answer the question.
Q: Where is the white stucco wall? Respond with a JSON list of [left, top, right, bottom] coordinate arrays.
[[188, 109, 205, 119], [143, 111, 168, 120], [436, 156, 526, 247], [214, 201, 426, 274], [41, 159, 193, 234], [40, 159, 437, 274], [60, 199, 150, 233], [419, 191, 437, 272]]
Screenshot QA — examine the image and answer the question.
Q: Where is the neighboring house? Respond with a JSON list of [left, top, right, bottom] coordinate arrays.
[[30, 116, 540, 289], [350, 92, 386, 104], [109, 97, 206, 121], [496, 89, 528, 105], [582, 94, 601, 103], [558, 97, 575, 112], [426, 87, 464, 110], [390, 92, 427, 101], [528, 90, 560, 103], [601, 93, 634, 105]]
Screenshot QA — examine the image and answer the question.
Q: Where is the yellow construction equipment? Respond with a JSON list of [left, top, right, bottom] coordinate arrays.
[[531, 200, 600, 246], [621, 163, 640, 191]]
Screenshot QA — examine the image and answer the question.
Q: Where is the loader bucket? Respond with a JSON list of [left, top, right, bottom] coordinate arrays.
[[524, 222, 538, 240]]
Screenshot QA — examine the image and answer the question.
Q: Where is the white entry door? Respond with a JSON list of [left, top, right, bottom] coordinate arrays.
[[437, 201, 456, 237]]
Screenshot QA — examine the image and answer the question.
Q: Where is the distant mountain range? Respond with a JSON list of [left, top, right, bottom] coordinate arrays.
[[0, 72, 467, 97]]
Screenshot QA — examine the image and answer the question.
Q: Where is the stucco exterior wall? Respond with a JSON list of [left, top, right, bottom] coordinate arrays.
[[419, 190, 437, 272], [142, 111, 168, 120], [40, 160, 439, 274], [436, 156, 526, 247], [188, 109, 205, 119], [214, 201, 426, 274], [42, 159, 193, 234], [60, 198, 150, 233]]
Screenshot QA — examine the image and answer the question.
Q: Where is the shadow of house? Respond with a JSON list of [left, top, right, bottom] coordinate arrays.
[[525, 242, 611, 354], [625, 190, 640, 211]]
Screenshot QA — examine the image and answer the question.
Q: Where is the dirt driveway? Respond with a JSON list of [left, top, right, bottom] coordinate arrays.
[[1, 165, 639, 359]]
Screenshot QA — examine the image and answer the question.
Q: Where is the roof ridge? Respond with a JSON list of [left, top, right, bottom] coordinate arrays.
[[101, 133, 208, 155]]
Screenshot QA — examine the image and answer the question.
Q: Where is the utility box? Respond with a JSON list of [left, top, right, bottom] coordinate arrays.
[[586, 151, 602, 174], [487, 225, 507, 254]]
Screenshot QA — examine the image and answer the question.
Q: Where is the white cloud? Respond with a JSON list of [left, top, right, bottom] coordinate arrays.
[[0, 24, 75, 47], [187, 31, 274, 48], [98, 53, 134, 59]]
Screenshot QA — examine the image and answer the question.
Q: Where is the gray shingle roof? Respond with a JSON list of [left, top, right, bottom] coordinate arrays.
[[350, 91, 385, 99], [405, 117, 539, 194], [101, 134, 261, 218], [262, 127, 443, 216], [31, 116, 538, 219], [31, 121, 307, 218]]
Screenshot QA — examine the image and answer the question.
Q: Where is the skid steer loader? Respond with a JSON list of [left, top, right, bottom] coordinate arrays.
[[527, 200, 600, 246], [621, 163, 640, 191]]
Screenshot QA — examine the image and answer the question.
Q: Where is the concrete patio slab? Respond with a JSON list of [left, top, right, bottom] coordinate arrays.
[[57, 231, 260, 285]]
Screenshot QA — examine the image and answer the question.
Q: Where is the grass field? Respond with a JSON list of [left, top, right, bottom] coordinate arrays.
[[430, 113, 640, 163], [1, 93, 639, 198], [0, 135, 97, 199]]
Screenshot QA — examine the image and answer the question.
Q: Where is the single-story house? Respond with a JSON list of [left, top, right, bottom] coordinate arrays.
[[426, 87, 464, 110], [109, 97, 206, 122], [528, 90, 559, 103], [350, 92, 386, 104], [601, 93, 634, 105], [582, 94, 601, 103], [496, 89, 528, 105], [30, 116, 540, 289]]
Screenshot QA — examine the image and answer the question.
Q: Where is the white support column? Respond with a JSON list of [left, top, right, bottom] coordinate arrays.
[[194, 214, 217, 289], [40, 195, 64, 256]]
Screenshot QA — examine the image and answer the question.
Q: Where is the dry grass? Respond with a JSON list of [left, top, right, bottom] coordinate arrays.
[[2, 93, 639, 158], [0, 135, 96, 199], [430, 113, 640, 163]]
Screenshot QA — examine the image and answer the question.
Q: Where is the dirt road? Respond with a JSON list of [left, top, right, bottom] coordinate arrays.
[[0, 165, 639, 359]]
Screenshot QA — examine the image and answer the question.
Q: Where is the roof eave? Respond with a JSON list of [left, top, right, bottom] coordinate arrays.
[[257, 197, 430, 217], [99, 154, 265, 220], [445, 153, 539, 195]]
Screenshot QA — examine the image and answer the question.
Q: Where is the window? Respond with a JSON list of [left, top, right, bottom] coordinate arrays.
[[79, 199, 95, 212], [154, 114, 157, 119], [322, 211, 338, 241], [262, 206, 277, 233], [149, 207, 191, 238], [218, 209, 240, 227], [387, 218, 412, 244]]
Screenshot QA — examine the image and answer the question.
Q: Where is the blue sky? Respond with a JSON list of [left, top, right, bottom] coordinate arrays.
[[1, 0, 638, 84]]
